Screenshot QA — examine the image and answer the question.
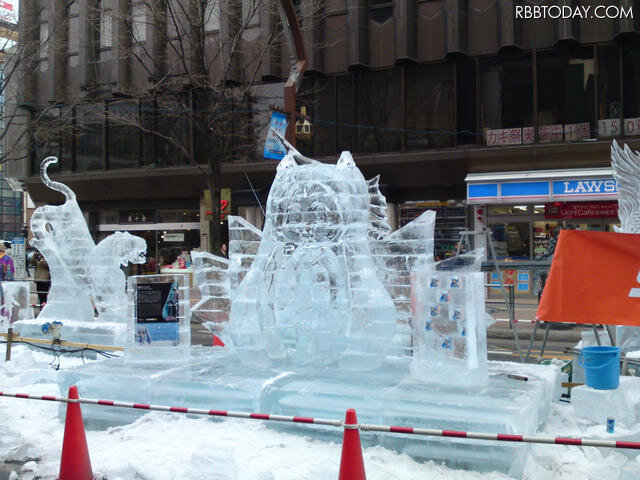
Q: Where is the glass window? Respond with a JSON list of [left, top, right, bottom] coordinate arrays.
[[489, 221, 531, 259], [76, 104, 104, 171], [132, 3, 148, 43], [597, 45, 621, 140], [68, 2, 79, 53], [158, 229, 200, 269], [538, 47, 595, 143], [100, 8, 112, 48], [356, 69, 402, 153], [157, 210, 200, 223], [623, 42, 640, 137], [108, 102, 139, 169], [406, 63, 455, 149], [488, 205, 529, 215], [204, 0, 220, 31], [39, 11, 49, 60], [457, 60, 477, 145], [98, 211, 118, 224], [480, 55, 533, 145], [297, 78, 336, 156], [336, 75, 354, 152], [140, 102, 155, 166], [155, 110, 189, 166]]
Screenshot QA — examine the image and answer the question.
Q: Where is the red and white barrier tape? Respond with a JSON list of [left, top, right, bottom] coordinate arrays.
[[1, 390, 638, 450]]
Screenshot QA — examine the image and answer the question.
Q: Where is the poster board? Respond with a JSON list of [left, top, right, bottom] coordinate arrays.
[[128, 274, 190, 350]]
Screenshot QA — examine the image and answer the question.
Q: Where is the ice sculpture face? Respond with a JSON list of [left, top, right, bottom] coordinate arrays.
[[29, 157, 147, 325], [228, 151, 397, 369]]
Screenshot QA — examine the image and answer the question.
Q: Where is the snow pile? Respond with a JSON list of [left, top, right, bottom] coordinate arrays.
[[2, 346, 640, 479]]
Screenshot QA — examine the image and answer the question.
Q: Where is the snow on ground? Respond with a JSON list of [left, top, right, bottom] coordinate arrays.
[[1, 346, 640, 479]]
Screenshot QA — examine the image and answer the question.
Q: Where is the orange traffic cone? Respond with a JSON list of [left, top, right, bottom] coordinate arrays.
[[338, 409, 366, 480], [58, 385, 94, 480], [212, 335, 225, 347]]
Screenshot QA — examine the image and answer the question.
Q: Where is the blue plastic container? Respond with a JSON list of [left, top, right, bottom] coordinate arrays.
[[579, 346, 620, 390]]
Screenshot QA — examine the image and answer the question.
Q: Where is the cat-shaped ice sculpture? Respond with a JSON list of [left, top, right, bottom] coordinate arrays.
[[229, 149, 396, 370]]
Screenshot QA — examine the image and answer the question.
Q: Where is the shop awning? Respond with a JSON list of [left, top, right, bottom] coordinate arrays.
[[465, 167, 617, 204]]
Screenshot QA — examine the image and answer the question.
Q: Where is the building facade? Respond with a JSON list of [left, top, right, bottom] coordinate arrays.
[[6, 0, 640, 275]]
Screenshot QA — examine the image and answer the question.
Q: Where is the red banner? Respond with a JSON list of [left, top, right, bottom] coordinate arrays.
[[545, 201, 618, 219], [537, 230, 640, 325]]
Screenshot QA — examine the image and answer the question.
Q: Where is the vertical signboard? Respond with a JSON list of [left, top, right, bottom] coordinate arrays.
[[263, 111, 288, 160], [10, 237, 25, 279]]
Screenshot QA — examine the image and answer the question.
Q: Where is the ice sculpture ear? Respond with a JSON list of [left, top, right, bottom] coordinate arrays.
[[336, 151, 356, 169], [277, 152, 297, 172]]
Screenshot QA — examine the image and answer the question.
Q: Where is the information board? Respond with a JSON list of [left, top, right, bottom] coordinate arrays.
[[11, 237, 25, 279], [134, 281, 180, 345]]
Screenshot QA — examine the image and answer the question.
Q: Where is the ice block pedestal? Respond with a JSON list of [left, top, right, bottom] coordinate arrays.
[[58, 357, 560, 478], [572, 376, 640, 427]]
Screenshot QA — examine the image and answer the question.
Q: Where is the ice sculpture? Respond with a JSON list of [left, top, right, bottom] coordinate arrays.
[[410, 249, 488, 384], [611, 141, 640, 351], [13, 157, 147, 344], [0, 282, 33, 332], [89, 232, 147, 322], [611, 140, 640, 233], [191, 251, 230, 328], [370, 210, 436, 355], [228, 149, 397, 370], [30, 157, 97, 323]]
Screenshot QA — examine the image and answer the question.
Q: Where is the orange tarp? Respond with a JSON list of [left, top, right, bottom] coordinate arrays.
[[536, 230, 640, 326]]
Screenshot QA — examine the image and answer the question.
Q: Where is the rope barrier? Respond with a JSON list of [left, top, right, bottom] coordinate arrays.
[[1, 389, 639, 450]]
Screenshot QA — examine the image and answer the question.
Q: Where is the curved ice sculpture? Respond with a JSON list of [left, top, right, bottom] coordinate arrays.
[[28, 157, 147, 327], [89, 232, 147, 322], [611, 141, 640, 351], [228, 149, 397, 369], [611, 139, 640, 233]]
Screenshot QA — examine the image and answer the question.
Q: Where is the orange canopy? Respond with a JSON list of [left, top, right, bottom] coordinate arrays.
[[537, 230, 640, 326]]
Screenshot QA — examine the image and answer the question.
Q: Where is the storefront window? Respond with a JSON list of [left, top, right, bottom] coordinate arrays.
[[157, 210, 200, 223], [406, 63, 455, 149], [537, 47, 595, 143], [158, 229, 199, 269], [480, 55, 533, 146], [488, 205, 529, 215], [488, 221, 530, 259]]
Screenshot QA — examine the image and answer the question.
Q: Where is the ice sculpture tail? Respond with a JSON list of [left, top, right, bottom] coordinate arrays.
[[40, 156, 76, 201]]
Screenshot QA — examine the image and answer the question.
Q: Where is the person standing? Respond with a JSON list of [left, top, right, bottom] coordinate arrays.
[[30, 252, 49, 306], [0, 243, 15, 281]]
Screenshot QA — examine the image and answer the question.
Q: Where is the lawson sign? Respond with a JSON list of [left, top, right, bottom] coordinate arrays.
[[552, 179, 617, 196], [468, 177, 618, 204]]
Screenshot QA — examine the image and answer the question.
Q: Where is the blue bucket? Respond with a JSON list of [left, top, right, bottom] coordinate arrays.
[[579, 346, 620, 390]]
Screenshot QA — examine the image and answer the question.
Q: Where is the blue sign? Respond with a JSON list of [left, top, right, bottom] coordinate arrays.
[[500, 182, 549, 198], [468, 184, 498, 200], [552, 178, 617, 196], [468, 175, 619, 203], [263, 112, 288, 160]]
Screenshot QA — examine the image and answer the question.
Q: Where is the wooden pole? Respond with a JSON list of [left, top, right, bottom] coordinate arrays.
[[5, 327, 12, 362]]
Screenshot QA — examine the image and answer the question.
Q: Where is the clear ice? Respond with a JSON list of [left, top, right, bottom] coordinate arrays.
[[12, 157, 147, 344], [228, 150, 397, 370], [53, 146, 560, 478], [610, 141, 640, 351]]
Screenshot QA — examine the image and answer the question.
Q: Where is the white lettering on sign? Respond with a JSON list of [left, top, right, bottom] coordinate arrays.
[[561, 180, 617, 194], [629, 270, 640, 298]]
